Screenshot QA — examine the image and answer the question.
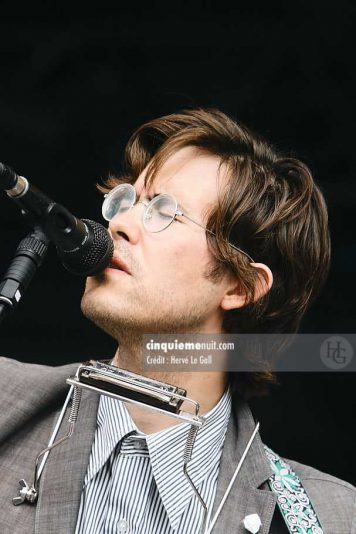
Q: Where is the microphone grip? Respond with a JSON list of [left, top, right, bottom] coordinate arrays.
[[0, 254, 38, 323], [2, 254, 38, 290], [0, 229, 49, 323]]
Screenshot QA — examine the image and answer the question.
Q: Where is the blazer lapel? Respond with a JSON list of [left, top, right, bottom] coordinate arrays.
[[211, 398, 277, 534], [35, 388, 100, 534]]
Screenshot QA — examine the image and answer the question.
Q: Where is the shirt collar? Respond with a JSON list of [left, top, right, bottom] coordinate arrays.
[[84, 395, 139, 484]]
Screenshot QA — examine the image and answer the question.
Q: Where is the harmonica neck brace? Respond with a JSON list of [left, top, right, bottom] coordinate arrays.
[[12, 360, 259, 534]]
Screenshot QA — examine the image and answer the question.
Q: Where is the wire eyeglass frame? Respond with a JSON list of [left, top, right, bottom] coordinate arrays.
[[102, 183, 255, 263]]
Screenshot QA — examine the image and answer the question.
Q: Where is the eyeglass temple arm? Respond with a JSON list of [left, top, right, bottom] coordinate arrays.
[[176, 211, 255, 263]]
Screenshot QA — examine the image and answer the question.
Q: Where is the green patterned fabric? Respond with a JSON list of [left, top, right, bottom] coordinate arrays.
[[264, 445, 324, 534]]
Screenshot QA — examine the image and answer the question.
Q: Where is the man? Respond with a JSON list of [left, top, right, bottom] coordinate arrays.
[[0, 109, 355, 533]]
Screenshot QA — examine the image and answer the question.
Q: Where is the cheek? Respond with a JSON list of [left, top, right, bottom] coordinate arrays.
[[163, 237, 211, 280]]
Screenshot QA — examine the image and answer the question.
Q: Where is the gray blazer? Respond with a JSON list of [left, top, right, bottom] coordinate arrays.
[[0, 357, 355, 533]]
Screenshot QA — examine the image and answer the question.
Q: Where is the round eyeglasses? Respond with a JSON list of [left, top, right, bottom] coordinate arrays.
[[102, 183, 255, 262]]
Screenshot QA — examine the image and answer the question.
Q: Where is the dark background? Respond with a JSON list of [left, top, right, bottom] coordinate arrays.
[[0, 3, 355, 484]]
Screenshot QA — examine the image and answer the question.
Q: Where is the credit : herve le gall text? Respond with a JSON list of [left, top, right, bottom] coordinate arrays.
[[146, 354, 213, 365]]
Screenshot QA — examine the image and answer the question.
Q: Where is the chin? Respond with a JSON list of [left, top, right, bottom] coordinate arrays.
[[81, 291, 139, 338], [81, 290, 110, 322], [81, 295, 118, 338]]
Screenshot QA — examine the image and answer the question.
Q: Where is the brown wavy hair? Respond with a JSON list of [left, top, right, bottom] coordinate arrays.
[[99, 108, 331, 398]]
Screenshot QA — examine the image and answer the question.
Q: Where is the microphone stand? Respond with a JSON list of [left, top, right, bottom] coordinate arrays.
[[0, 226, 50, 325]]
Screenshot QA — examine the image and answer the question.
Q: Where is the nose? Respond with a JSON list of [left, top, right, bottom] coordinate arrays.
[[108, 204, 143, 244]]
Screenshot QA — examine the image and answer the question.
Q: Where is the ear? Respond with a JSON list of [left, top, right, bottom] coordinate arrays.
[[220, 263, 273, 311]]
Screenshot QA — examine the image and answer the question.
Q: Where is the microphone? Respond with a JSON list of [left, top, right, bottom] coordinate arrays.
[[0, 162, 114, 276], [0, 227, 49, 324]]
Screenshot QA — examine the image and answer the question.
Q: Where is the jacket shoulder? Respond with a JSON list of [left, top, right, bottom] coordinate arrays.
[[0, 356, 80, 442], [0, 356, 80, 398], [286, 456, 356, 491], [283, 456, 356, 533], [0, 355, 80, 379]]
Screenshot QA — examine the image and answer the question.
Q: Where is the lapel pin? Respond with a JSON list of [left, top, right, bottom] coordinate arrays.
[[242, 513, 262, 533]]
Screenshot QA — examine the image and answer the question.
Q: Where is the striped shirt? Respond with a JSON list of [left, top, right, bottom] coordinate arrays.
[[75, 387, 231, 534]]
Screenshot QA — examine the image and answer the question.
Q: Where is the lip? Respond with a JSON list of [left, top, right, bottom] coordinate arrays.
[[106, 252, 131, 275]]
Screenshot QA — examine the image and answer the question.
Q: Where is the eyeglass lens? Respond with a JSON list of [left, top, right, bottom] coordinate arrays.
[[102, 184, 136, 221], [143, 195, 177, 232], [102, 185, 177, 233]]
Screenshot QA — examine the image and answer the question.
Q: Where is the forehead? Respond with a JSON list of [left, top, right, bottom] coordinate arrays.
[[134, 146, 226, 216]]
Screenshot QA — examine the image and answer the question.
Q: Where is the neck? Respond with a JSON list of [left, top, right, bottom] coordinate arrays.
[[111, 332, 228, 434]]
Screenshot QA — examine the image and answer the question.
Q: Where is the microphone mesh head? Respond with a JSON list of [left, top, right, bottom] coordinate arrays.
[[61, 219, 114, 276]]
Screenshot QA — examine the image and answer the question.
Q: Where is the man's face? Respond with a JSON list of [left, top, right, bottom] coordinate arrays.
[[81, 146, 232, 338]]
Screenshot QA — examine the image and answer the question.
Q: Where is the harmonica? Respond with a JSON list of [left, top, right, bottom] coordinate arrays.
[[67, 360, 205, 427]]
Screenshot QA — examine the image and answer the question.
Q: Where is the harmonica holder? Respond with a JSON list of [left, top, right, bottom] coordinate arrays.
[[12, 360, 208, 531]]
